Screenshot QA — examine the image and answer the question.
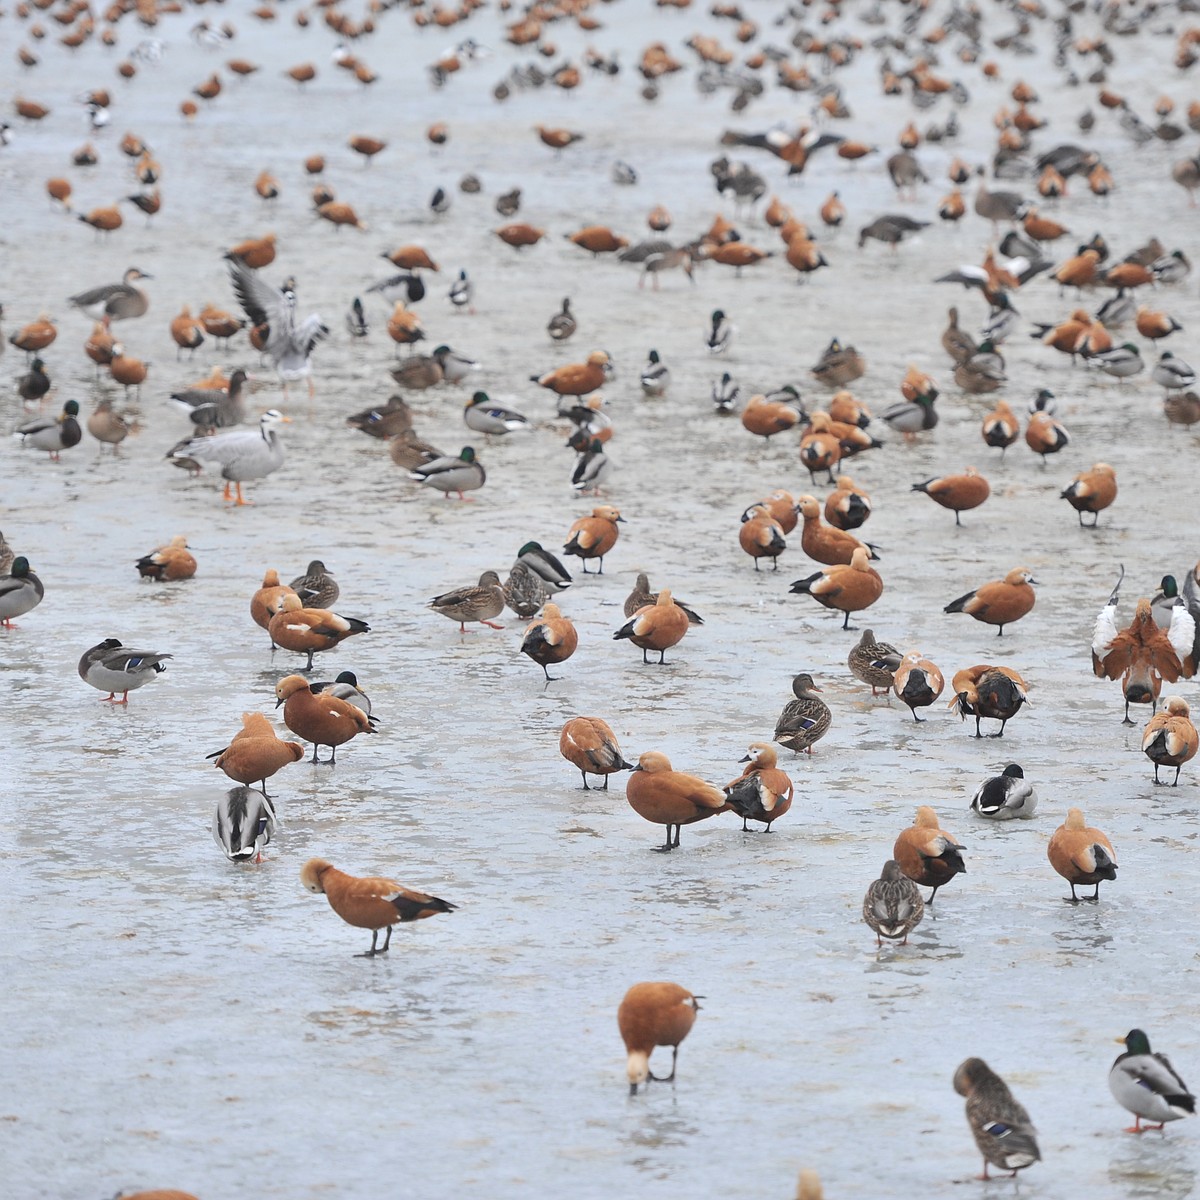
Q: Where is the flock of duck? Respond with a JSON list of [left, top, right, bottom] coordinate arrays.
[[7, 0, 1200, 1193]]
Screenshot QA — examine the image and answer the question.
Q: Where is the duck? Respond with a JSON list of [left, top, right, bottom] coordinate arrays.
[[795, 495, 877, 566], [0, 557, 44, 626], [171, 369, 249, 434], [559, 717, 633, 790], [15, 400, 82, 461], [548, 298, 576, 341], [827, 390, 869, 430], [881, 394, 937, 438], [1142, 696, 1199, 786], [625, 751, 728, 851], [954, 344, 1007, 394], [464, 392, 530, 436], [894, 806, 966, 902], [1087, 342, 1144, 381], [17, 357, 51, 404], [1153, 351, 1197, 392], [1048, 807, 1117, 901], [429, 570, 505, 633], [863, 861, 925, 947], [290, 560, 339, 608], [77, 638, 171, 703], [911, 468, 990, 526], [848, 629, 903, 696], [755, 490, 799, 536], [213, 786, 277, 864], [640, 350, 670, 397], [789, 547, 882, 630], [953, 1058, 1041, 1180], [706, 309, 734, 355], [1110, 1031, 1196, 1134], [892, 653, 945, 722], [521, 602, 578, 681], [949, 665, 1030, 737], [1025, 410, 1070, 462], [858, 214, 928, 250], [276, 675, 375, 765], [799, 414, 843, 486], [368, 272, 426, 306], [68, 267, 153, 322], [564, 506, 623, 574], [945, 568, 1036, 636], [741, 393, 802, 439], [390, 356, 443, 391], [1137, 306, 1183, 343], [268, 594, 370, 670], [9, 312, 57, 356], [310, 671, 372, 718], [825, 477, 871, 531], [623, 574, 702, 625], [109, 344, 149, 398], [1061, 463, 1118, 527], [410, 447, 486, 500], [811, 338, 866, 387], [614, 589, 690, 665], [774, 673, 831, 754], [495, 223, 546, 249], [981, 399, 1020, 455], [712, 372, 740, 413], [723, 743, 793, 832], [135, 536, 196, 582], [972, 764, 1037, 820], [386, 302, 424, 352], [250, 569, 298, 645], [346, 395, 413, 441], [168, 409, 289, 505], [227, 234, 277, 270], [207, 712, 304, 796], [739, 504, 787, 571], [0, 533, 13, 575], [617, 982, 700, 1095], [531, 350, 609, 397], [568, 226, 630, 256], [448, 271, 474, 313], [516, 542, 573, 593], [300, 857, 455, 957], [383, 245, 440, 272], [503, 563, 547, 618]]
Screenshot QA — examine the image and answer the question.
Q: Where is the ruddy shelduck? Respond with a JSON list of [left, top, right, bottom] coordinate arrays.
[[207, 711, 303, 795], [613, 589, 690, 664], [559, 716, 633, 790], [135, 536, 196, 582], [912, 467, 990, 526], [275, 674, 374, 764], [268, 594, 370, 670], [892, 652, 944, 721], [790, 547, 883, 630], [741, 393, 802, 439], [1142, 696, 1199, 786], [563, 505, 623, 574], [1048, 808, 1117, 901], [251, 568, 298, 643], [520, 601, 578, 681], [723, 743, 794, 832], [948, 665, 1029, 737], [625, 751, 728, 851], [617, 981, 700, 1094], [739, 504, 787, 570], [795, 494, 877, 566], [945, 568, 1036, 636], [1061, 463, 1118, 527], [300, 858, 456, 957], [894, 806, 966, 903], [824, 476, 871, 530], [532, 350, 609, 396]]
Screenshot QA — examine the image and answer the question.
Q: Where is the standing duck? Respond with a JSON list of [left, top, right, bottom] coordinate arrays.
[[625, 751, 728, 851], [811, 338, 865, 387], [624, 574, 702, 625], [15, 400, 82, 461], [213, 787, 277, 864], [892, 653, 944, 722], [705, 309, 734, 355], [1142, 696, 1199, 786], [559, 717, 633, 790], [521, 602, 578, 680], [618, 982, 700, 1095], [77, 639, 171, 703], [17, 357, 50, 404], [0, 557, 44, 627], [68, 266, 152, 321], [516, 542, 573, 593], [639, 350, 670, 397], [863, 861, 925, 946], [410, 447, 486, 500], [310, 672, 372, 718], [774, 673, 831, 754], [971, 764, 1037, 819], [824, 476, 871, 531], [1048, 807, 1117, 901], [250, 569, 298, 646], [168, 409, 289, 505], [944, 568, 1036, 636], [464, 392, 530, 437], [1025, 410, 1070, 462], [268, 594, 370, 670], [276, 676, 375, 765], [949, 665, 1029, 737], [795, 496, 877, 565], [429, 571, 505, 633], [848, 629, 902, 696], [894, 806, 966, 903], [547, 298, 576, 341], [290, 560, 339, 608], [564, 506, 623, 574], [87, 398, 130, 451], [531, 350, 609, 397], [207, 712, 304, 797], [790, 547, 882, 630], [942, 307, 977, 365], [953, 1058, 1041, 1180], [739, 505, 787, 570], [1110, 1031, 1195, 1134], [981, 399, 1020, 455], [614, 590, 690, 665], [1061, 463, 1118, 527], [723, 743, 794, 832]]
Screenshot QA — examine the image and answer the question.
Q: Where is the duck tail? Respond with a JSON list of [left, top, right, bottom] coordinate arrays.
[[911, 479, 934, 495], [1092, 845, 1118, 879], [944, 590, 974, 614], [788, 572, 822, 596], [612, 619, 636, 642]]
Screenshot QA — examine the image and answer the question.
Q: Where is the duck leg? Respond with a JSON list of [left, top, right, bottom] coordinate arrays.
[[649, 1046, 679, 1083], [358, 929, 381, 958], [579, 771, 591, 790], [654, 827, 674, 852]]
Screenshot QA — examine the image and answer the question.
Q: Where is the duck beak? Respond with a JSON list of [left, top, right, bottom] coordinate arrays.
[[739, 754, 752, 763], [274, 696, 285, 708], [631, 763, 644, 772], [615, 516, 627, 523]]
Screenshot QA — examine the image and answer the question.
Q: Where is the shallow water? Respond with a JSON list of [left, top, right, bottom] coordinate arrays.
[[4, 1, 1200, 1197]]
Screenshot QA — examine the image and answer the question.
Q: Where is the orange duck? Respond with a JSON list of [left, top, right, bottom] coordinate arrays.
[[625, 751, 728, 851], [559, 716, 633, 790], [169, 306, 205, 358], [981, 400, 1019, 455], [135, 536, 195, 582], [757, 489, 799, 534], [824, 476, 871, 530], [892, 652, 944, 722], [790, 546, 882, 629], [568, 226, 629, 255], [799, 412, 842, 485], [739, 504, 786, 570], [740, 393, 802, 439], [795, 494, 877, 566], [894, 806, 966, 903], [1061, 463, 1117, 527], [1142, 696, 1199, 786], [496, 223, 546, 249], [532, 350, 609, 397], [1047, 809, 1117, 901], [251, 569, 298, 644], [613, 589, 690, 664], [911, 467, 991, 526], [227, 233, 277, 269], [945, 568, 1036, 635], [276, 675, 374, 764], [617, 982, 700, 1094], [723, 743, 793, 832], [267, 594, 370, 671], [208, 711, 304, 796], [948, 664, 1029, 737], [563, 505, 623, 573], [520, 602, 578, 680]]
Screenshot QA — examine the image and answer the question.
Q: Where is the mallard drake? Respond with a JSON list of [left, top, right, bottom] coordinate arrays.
[[1110, 1030, 1196, 1133], [521, 602, 578, 681], [1048, 807, 1117, 901], [614, 589, 691, 665], [881, 395, 938, 438], [706, 309, 734, 355], [410, 446, 485, 500], [912, 468, 990, 526], [516, 542, 573, 592], [310, 670, 372, 718], [135, 536, 196, 582], [825, 476, 870, 531], [811, 338, 866, 387], [207, 711, 304, 797], [289, 560, 338, 608], [618, 982, 700, 1095], [77, 638, 171, 703], [739, 504, 787, 570], [774, 673, 831, 754], [15, 400, 82, 461], [276, 675, 375, 765], [429, 570, 505, 632], [1142, 696, 1199, 786], [894, 806, 965, 902], [863, 861, 924, 946], [790, 547, 882, 630], [1153, 351, 1197, 392], [623, 574, 702, 625], [953, 1058, 1040, 1180], [949, 665, 1029, 737], [625, 751, 728, 851], [640, 350, 670, 396], [712, 372, 740, 413], [1087, 343, 1144, 381], [448, 270, 474, 313], [892, 652, 944, 722], [1061, 463, 1117, 527], [432, 344, 480, 384], [548, 298, 576, 341], [559, 717, 633, 790], [68, 266, 152, 321], [300, 857, 455, 957], [464, 392, 530, 436], [945, 568, 1035, 635], [848, 629, 902, 695], [795, 495, 877, 566], [169, 409, 290, 505], [972, 764, 1037, 819], [268, 594, 370, 670], [564, 506, 623, 574], [723, 743, 794, 832], [0, 557, 44, 626], [213, 786, 277, 864]]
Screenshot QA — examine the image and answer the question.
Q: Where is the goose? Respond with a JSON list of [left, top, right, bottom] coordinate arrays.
[[167, 409, 289, 505], [68, 267, 152, 321]]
